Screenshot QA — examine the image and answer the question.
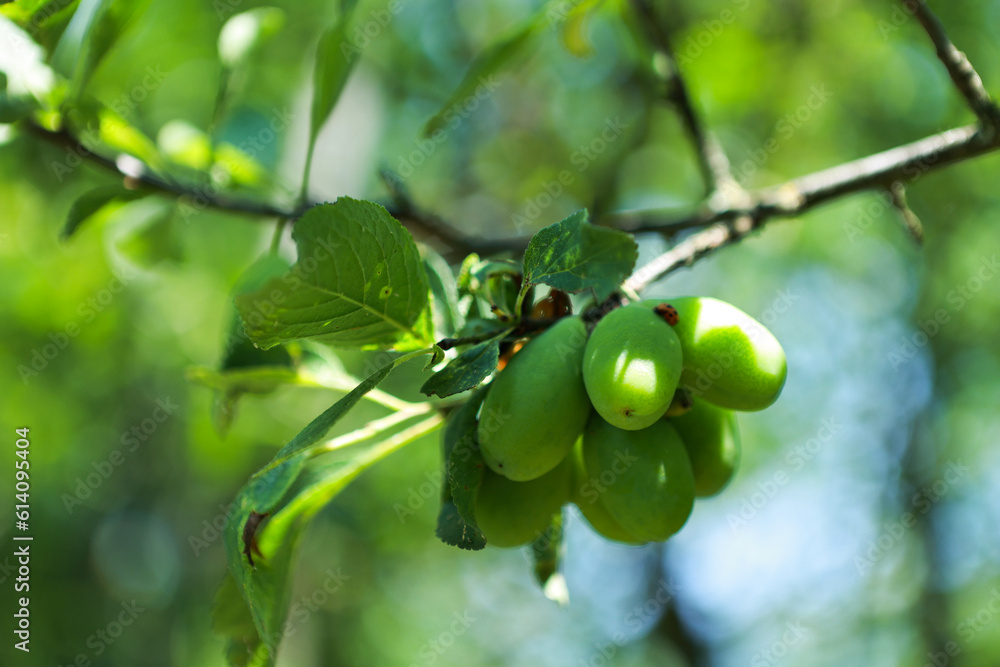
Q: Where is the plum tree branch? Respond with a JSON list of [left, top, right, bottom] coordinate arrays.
[[20, 1, 1000, 291], [620, 0, 1000, 293], [21, 121, 488, 259], [621, 123, 998, 292], [906, 0, 1000, 133]]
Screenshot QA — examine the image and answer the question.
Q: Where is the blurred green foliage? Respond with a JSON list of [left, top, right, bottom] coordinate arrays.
[[2, 0, 1000, 665]]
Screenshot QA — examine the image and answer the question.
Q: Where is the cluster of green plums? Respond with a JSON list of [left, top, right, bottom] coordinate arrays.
[[468, 296, 788, 547]]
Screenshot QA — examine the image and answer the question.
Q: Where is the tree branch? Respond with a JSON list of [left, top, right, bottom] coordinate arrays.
[[622, 123, 999, 292], [22, 0, 1000, 287], [22, 121, 492, 260], [907, 0, 1000, 133]]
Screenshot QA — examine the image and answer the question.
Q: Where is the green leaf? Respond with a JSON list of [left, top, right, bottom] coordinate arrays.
[[420, 336, 506, 398], [422, 5, 549, 137], [187, 365, 300, 437], [441, 387, 489, 549], [424, 344, 445, 371], [456, 252, 480, 294], [235, 198, 434, 351], [190, 256, 299, 436], [186, 366, 300, 396], [213, 573, 269, 667], [71, 0, 149, 98], [302, 4, 360, 194], [437, 386, 488, 550], [456, 318, 509, 339], [223, 357, 406, 666], [62, 184, 143, 239], [522, 209, 637, 303], [2, 0, 80, 45], [66, 101, 167, 172], [423, 250, 463, 337], [436, 502, 486, 552], [224, 256, 295, 369]]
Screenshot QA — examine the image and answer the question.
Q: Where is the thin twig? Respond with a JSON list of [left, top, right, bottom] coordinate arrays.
[[623, 124, 999, 292], [887, 181, 924, 245], [23, 122, 490, 259], [22, 0, 1000, 285], [436, 317, 561, 350], [907, 0, 1000, 133], [629, 0, 747, 207]]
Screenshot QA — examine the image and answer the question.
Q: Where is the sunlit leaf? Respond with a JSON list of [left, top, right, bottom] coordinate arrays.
[[71, 0, 150, 98], [235, 198, 434, 351], [522, 209, 637, 303]]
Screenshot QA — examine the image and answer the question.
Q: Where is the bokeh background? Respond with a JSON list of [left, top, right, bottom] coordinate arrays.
[[3, 0, 1000, 665]]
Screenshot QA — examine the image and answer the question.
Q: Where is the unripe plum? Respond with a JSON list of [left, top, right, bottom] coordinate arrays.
[[474, 455, 572, 548], [581, 414, 695, 542], [479, 317, 590, 481], [568, 438, 643, 544], [582, 304, 683, 430], [668, 400, 740, 497], [642, 297, 787, 411]]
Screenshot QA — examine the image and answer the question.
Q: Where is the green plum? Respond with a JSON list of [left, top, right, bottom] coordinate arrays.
[[474, 455, 572, 548], [642, 297, 787, 411], [668, 400, 740, 497], [582, 304, 683, 430], [568, 437, 643, 545], [581, 414, 695, 542], [478, 317, 590, 481]]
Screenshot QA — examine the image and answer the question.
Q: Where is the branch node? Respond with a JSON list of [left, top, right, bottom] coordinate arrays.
[[887, 181, 925, 245]]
